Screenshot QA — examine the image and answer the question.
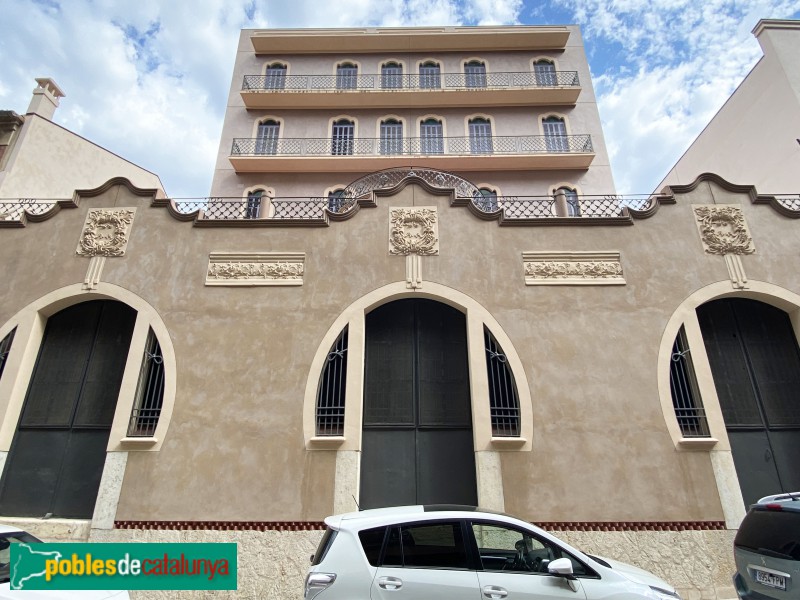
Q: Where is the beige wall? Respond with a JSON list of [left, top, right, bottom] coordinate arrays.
[[0, 114, 163, 199], [3, 173, 798, 528], [656, 20, 800, 193]]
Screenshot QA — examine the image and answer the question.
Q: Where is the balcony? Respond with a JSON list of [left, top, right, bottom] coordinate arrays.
[[240, 71, 581, 109], [229, 134, 595, 173]]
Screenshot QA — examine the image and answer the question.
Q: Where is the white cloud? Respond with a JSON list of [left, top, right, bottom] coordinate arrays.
[[555, 0, 800, 192]]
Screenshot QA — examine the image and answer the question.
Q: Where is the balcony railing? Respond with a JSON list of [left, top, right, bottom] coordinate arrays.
[[231, 135, 594, 157], [242, 71, 580, 92]]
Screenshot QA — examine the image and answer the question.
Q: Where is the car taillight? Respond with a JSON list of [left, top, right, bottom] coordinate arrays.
[[764, 503, 783, 511], [304, 572, 336, 599]]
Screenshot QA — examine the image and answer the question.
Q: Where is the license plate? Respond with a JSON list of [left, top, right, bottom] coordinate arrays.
[[755, 569, 786, 591]]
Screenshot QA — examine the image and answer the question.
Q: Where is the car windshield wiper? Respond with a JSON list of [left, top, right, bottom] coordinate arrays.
[[757, 547, 793, 560]]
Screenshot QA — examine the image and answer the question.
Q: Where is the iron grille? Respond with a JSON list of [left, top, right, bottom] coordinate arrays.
[[484, 328, 520, 437], [316, 327, 348, 436], [669, 326, 710, 437], [127, 328, 165, 437], [0, 328, 16, 381]]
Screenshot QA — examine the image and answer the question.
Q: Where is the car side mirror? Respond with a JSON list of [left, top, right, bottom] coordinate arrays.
[[548, 558, 579, 593]]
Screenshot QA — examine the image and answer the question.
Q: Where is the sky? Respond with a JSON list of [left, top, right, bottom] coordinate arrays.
[[1, 0, 799, 198]]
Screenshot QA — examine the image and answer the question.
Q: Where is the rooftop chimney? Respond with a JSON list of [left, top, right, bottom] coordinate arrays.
[[26, 78, 65, 120]]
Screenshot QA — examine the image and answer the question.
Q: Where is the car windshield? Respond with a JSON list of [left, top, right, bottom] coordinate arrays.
[[0, 531, 42, 583]]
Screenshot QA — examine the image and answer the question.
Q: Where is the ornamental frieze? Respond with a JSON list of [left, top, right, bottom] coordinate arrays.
[[692, 205, 755, 255], [523, 251, 625, 286], [76, 208, 136, 257], [206, 252, 305, 286], [389, 207, 439, 256]]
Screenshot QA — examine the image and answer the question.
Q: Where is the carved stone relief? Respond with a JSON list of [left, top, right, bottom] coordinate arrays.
[[693, 205, 755, 255], [523, 251, 625, 285], [388, 207, 439, 256], [76, 208, 136, 257], [206, 252, 305, 286]]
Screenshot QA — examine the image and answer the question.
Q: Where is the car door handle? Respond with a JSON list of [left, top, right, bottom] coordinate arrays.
[[378, 576, 403, 590], [483, 585, 508, 599]]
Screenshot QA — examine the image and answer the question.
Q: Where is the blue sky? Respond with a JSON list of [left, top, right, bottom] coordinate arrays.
[[1, 0, 799, 197]]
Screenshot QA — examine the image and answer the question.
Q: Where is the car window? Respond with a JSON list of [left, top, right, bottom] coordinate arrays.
[[311, 528, 338, 566], [359, 526, 386, 566], [381, 522, 469, 569], [735, 508, 800, 560], [470, 522, 591, 576]]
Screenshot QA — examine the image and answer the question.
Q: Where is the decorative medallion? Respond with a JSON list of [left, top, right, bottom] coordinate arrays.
[[523, 251, 625, 286], [76, 208, 136, 257], [206, 252, 304, 286], [389, 207, 439, 256], [692, 205, 755, 255]]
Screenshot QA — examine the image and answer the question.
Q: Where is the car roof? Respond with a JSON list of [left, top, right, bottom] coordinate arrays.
[[0, 524, 27, 535], [325, 505, 533, 531], [755, 491, 800, 512]]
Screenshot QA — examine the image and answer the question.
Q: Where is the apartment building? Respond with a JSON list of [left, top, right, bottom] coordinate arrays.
[[1, 27, 800, 600]]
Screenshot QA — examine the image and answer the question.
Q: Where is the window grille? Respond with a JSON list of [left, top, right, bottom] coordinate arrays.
[[381, 63, 403, 89], [380, 120, 403, 155], [469, 118, 493, 154], [0, 328, 16, 381], [127, 328, 165, 437], [327, 189, 347, 213], [419, 62, 441, 88], [265, 64, 287, 89], [316, 327, 348, 436], [420, 119, 443, 154], [484, 328, 520, 436], [473, 188, 498, 212], [669, 326, 710, 437], [245, 190, 263, 219], [465, 61, 487, 88], [336, 64, 358, 89]]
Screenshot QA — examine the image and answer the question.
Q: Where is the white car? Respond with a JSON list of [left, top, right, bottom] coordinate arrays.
[[304, 505, 681, 600], [0, 524, 129, 599]]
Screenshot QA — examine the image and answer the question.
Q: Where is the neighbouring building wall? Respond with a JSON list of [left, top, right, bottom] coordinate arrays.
[[0, 114, 163, 199], [656, 19, 800, 193]]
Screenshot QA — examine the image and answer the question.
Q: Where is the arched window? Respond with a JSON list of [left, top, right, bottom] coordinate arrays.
[[265, 63, 287, 89], [127, 328, 165, 437], [316, 327, 348, 436], [327, 188, 346, 213], [465, 60, 487, 88], [381, 62, 403, 89], [468, 117, 493, 154], [555, 186, 581, 216], [336, 63, 358, 89], [246, 189, 264, 219], [0, 328, 16, 381], [543, 116, 568, 152], [420, 118, 444, 154], [331, 119, 355, 155], [669, 326, 709, 438], [380, 119, 403, 155], [419, 61, 441, 88], [484, 327, 520, 437], [533, 59, 556, 86], [473, 187, 498, 212], [256, 119, 279, 155]]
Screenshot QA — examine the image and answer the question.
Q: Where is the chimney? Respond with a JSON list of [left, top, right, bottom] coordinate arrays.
[[26, 78, 65, 120]]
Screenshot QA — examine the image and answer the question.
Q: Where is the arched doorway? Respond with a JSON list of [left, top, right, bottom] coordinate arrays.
[[0, 300, 136, 518], [360, 299, 477, 508], [697, 298, 800, 506]]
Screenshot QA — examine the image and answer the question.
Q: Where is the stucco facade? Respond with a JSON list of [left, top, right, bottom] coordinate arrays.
[[1, 28, 799, 600], [656, 19, 800, 194]]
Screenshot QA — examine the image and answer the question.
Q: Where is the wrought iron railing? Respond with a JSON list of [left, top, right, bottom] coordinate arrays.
[[0, 199, 62, 221], [231, 135, 594, 157], [242, 71, 580, 91], [775, 195, 800, 211]]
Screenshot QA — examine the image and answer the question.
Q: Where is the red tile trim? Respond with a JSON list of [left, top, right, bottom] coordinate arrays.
[[113, 520, 727, 532]]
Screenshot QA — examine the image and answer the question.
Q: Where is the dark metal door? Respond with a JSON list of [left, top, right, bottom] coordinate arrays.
[[697, 298, 800, 507], [361, 299, 477, 509], [0, 300, 136, 518]]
